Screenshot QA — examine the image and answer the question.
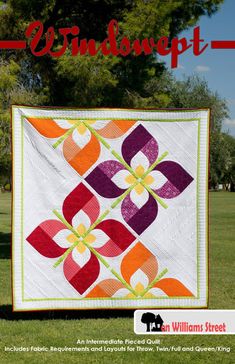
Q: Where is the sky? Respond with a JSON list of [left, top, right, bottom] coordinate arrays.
[[161, 0, 235, 136]]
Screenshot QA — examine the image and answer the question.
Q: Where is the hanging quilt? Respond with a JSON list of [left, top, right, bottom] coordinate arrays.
[[12, 107, 209, 310]]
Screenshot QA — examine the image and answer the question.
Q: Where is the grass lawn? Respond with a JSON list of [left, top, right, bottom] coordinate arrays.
[[0, 192, 234, 363]]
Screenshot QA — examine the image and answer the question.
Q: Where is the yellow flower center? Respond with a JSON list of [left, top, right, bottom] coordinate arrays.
[[125, 282, 156, 298], [68, 120, 96, 135], [125, 164, 154, 195], [135, 282, 145, 293], [66, 223, 96, 253]]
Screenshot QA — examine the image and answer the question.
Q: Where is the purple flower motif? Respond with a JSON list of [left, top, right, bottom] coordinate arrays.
[[86, 125, 193, 235]]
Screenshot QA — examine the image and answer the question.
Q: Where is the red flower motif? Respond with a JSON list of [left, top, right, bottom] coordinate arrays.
[[26, 183, 135, 295]]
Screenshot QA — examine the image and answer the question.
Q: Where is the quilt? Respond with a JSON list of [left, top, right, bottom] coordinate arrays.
[[12, 107, 209, 311]]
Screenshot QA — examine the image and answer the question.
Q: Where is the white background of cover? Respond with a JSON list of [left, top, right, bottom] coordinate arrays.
[[134, 310, 235, 334], [12, 107, 209, 310]]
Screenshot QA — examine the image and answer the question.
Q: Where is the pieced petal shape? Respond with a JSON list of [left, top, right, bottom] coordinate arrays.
[[86, 279, 125, 297], [154, 278, 194, 297], [54, 229, 74, 248], [63, 183, 100, 226], [154, 161, 194, 198], [86, 161, 127, 198], [72, 244, 91, 265], [121, 193, 158, 235], [63, 251, 100, 294], [130, 187, 149, 209], [131, 152, 150, 173], [26, 117, 68, 138], [63, 131, 100, 176], [54, 119, 76, 129], [121, 242, 158, 285], [112, 169, 135, 189], [90, 229, 109, 248], [146, 170, 168, 189], [72, 127, 91, 149], [97, 120, 136, 139], [86, 119, 108, 130], [130, 270, 149, 289], [26, 220, 68, 258], [122, 125, 158, 166], [94, 219, 136, 257], [71, 210, 91, 232]]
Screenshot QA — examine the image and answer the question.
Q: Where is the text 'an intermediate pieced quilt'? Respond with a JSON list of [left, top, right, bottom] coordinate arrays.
[[12, 107, 209, 311]]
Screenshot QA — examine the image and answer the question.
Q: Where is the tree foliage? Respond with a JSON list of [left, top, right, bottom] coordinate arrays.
[[219, 134, 235, 190], [169, 75, 228, 131], [55, 52, 119, 106], [210, 132, 234, 189], [0, 0, 224, 106], [165, 74, 233, 188], [0, 59, 46, 183], [1, 0, 233, 190]]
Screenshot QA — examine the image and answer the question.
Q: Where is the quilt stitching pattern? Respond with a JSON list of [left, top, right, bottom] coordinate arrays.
[[24, 116, 195, 300]]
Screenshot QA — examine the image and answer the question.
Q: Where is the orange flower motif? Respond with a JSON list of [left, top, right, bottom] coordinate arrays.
[[26, 117, 135, 176], [87, 242, 194, 299]]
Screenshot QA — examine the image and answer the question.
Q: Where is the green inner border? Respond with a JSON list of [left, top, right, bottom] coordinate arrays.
[[21, 116, 200, 301], [11, 107, 209, 309]]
